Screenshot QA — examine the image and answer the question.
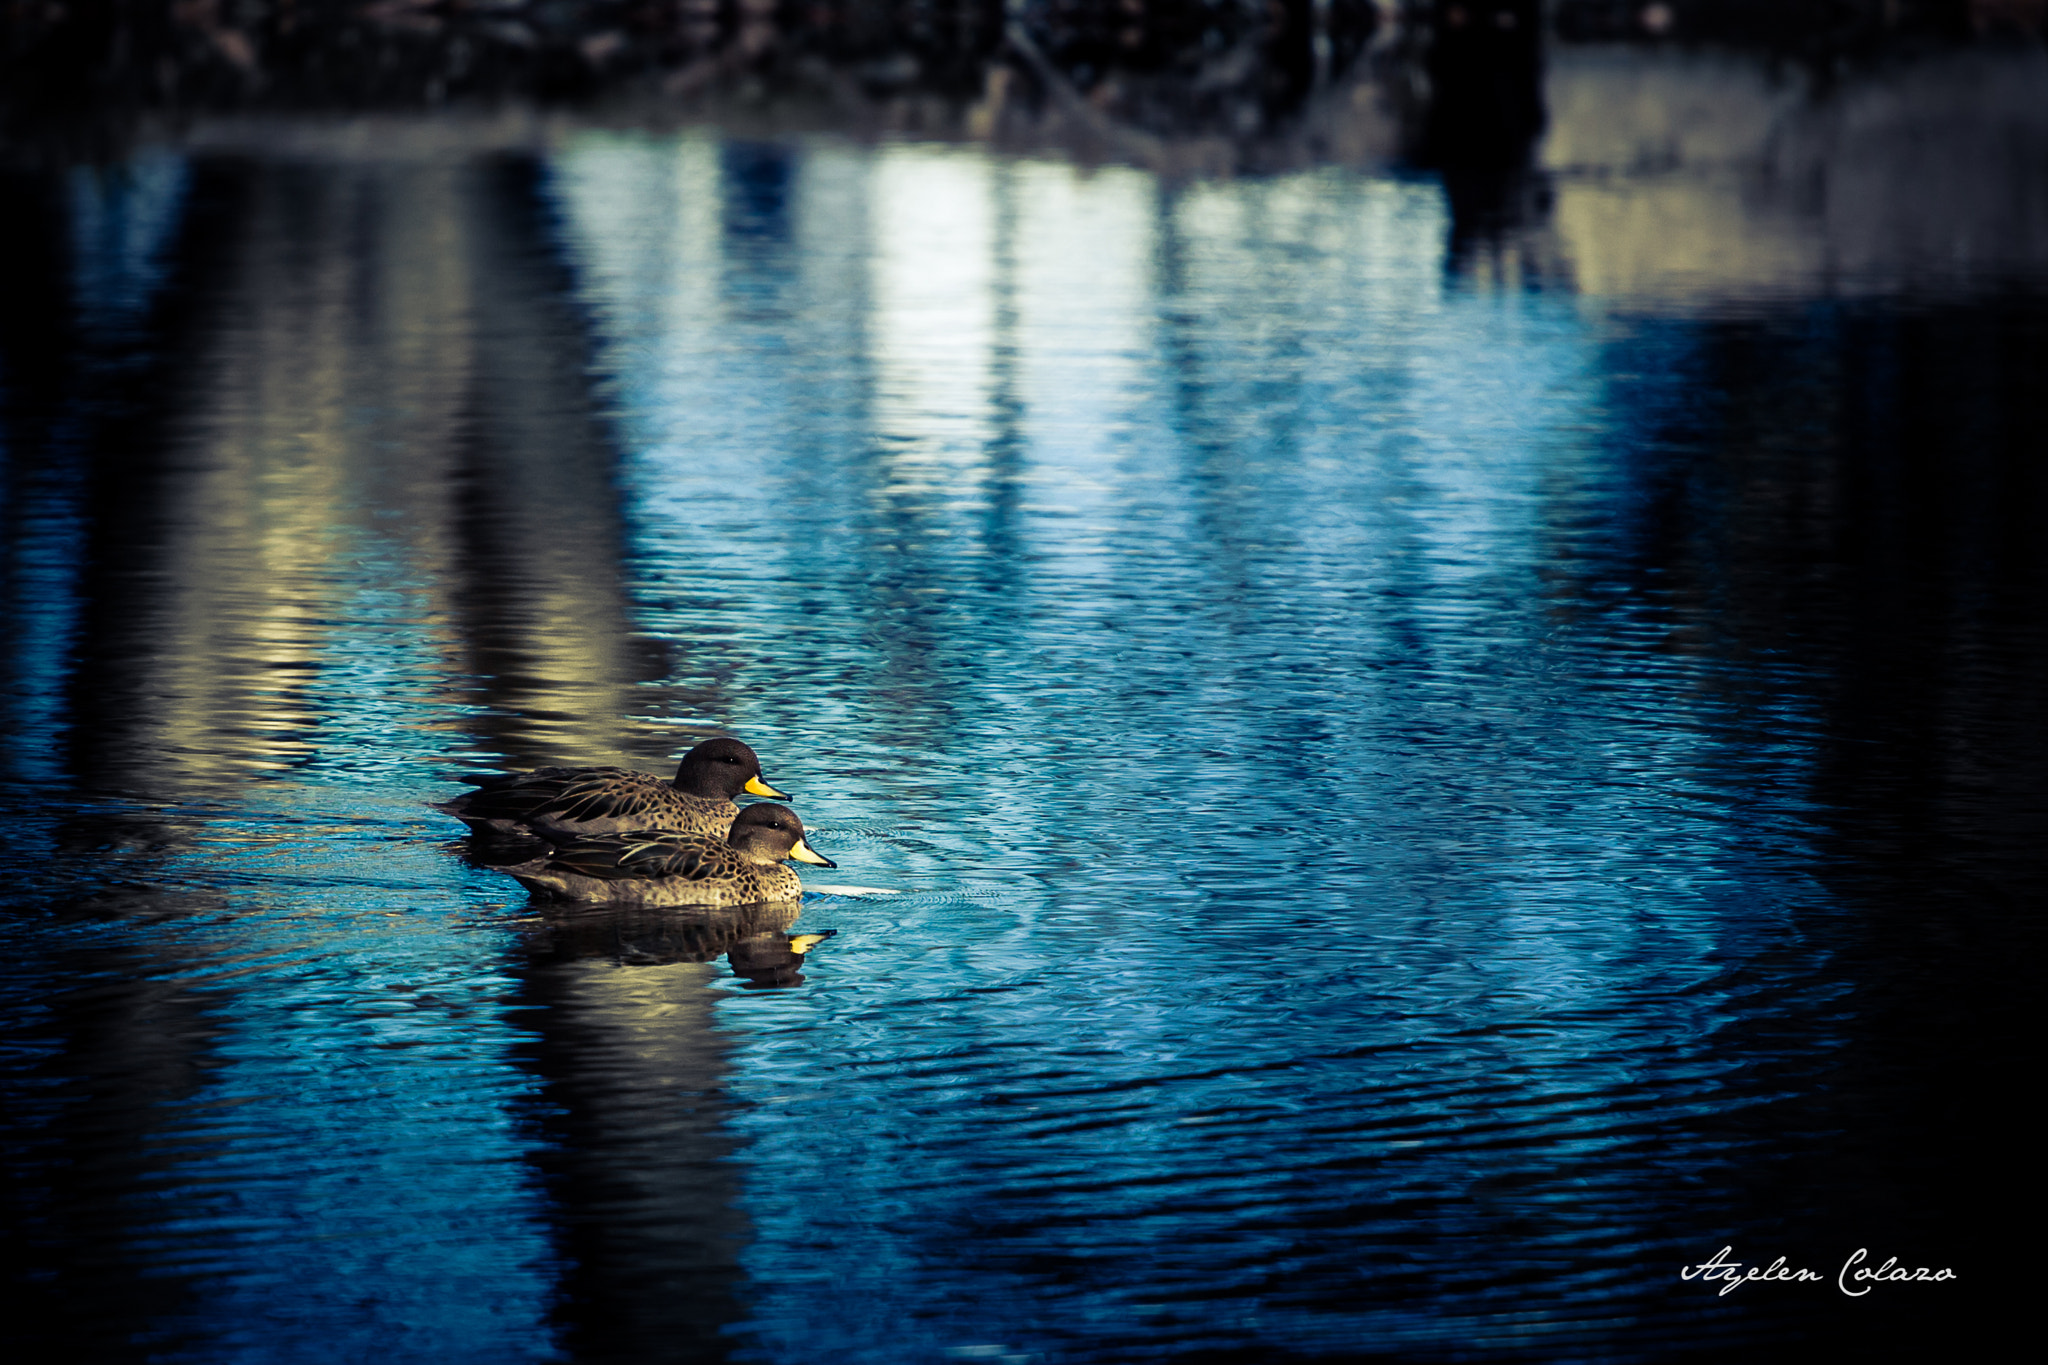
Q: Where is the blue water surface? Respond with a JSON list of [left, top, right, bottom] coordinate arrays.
[[1, 125, 2036, 1363]]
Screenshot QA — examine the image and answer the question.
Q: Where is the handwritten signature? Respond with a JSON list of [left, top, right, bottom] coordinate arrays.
[[1680, 1246, 1957, 1297]]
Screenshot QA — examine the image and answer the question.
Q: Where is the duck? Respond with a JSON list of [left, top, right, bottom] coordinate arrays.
[[495, 803, 836, 906], [435, 737, 789, 842]]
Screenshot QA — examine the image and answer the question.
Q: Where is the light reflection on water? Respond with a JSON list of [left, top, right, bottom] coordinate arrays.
[[2, 101, 2040, 1362]]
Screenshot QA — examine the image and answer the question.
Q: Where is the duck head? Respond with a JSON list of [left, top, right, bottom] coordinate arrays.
[[727, 803, 836, 867], [673, 737, 791, 800]]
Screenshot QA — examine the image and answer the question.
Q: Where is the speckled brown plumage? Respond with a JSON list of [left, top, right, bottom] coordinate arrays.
[[436, 737, 787, 842], [498, 803, 836, 906]]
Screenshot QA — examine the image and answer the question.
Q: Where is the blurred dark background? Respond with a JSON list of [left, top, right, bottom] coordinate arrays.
[[7, 0, 2044, 166]]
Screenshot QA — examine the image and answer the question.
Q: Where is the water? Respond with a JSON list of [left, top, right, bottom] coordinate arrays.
[[4, 78, 2041, 1362]]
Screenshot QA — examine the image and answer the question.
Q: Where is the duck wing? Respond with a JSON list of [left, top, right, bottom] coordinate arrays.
[[545, 831, 744, 884], [447, 766, 662, 822], [540, 771, 687, 828]]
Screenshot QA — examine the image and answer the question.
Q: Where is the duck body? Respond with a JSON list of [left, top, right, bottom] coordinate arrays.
[[437, 738, 786, 843], [498, 803, 835, 907]]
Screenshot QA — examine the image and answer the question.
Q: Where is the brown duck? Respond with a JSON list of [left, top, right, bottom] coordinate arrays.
[[436, 737, 789, 842], [497, 803, 836, 906]]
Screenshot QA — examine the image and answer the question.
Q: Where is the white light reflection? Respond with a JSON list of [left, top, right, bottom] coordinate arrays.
[[1008, 160, 1155, 591], [548, 132, 725, 483], [865, 147, 1002, 513]]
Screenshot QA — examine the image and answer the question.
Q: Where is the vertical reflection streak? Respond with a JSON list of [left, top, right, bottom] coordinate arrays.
[[514, 957, 746, 1364], [1012, 161, 1153, 596], [451, 153, 655, 769], [867, 147, 1000, 514], [1, 157, 189, 790]]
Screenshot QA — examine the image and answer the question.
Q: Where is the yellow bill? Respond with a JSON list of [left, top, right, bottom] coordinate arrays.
[[790, 836, 836, 868], [745, 775, 791, 799]]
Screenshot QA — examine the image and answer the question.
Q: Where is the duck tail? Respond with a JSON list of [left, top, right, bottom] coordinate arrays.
[[434, 798, 544, 843], [494, 856, 569, 899]]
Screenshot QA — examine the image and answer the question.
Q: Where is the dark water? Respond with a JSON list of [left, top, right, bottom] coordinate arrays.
[[4, 93, 2043, 1362]]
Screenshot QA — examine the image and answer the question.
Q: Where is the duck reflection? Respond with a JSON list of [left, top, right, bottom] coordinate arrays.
[[519, 899, 836, 987]]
